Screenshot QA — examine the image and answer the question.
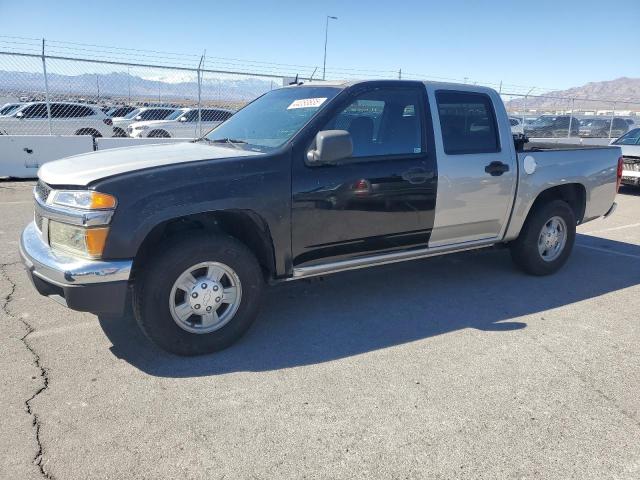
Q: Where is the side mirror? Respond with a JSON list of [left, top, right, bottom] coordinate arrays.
[[135, 115, 142, 121], [15, 111, 24, 119], [307, 130, 353, 166], [179, 116, 188, 122]]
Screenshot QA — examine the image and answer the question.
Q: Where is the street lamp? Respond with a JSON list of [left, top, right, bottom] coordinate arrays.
[[323, 15, 338, 81]]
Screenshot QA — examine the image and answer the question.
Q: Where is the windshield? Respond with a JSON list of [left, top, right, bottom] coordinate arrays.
[[204, 86, 342, 152], [109, 106, 134, 117], [0, 103, 21, 115], [124, 108, 142, 119], [166, 109, 187, 120], [613, 128, 640, 145]]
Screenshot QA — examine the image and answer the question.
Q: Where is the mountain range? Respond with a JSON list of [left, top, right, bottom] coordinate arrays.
[[0, 69, 278, 103], [504, 77, 640, 112], [1, 69, 639, 111]]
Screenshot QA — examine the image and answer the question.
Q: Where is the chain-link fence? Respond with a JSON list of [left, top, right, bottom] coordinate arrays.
[[1, 36, 639, 139], [500, 91, 640, 139], [0, 39, 290, 138]]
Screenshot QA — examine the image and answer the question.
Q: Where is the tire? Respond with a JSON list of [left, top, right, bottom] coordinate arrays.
[[509, 200, 576, 276], [148, 129, 170, 138], [75, 128, 102, 138], [133, 233, 264, 355], [113, 127, 127, 137]]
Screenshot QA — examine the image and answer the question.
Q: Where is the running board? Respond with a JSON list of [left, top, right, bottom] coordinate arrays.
[[291, 240, 497, 280]]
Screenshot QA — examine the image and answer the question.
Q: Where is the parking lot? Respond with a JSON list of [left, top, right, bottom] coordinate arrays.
[[1, 180, 639, 479]]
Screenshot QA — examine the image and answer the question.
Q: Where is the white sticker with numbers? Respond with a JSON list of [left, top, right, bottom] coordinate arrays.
[[287, 97, 327, 109]]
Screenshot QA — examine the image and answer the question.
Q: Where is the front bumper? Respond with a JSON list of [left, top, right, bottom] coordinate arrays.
[[19, 221, 133, 314]]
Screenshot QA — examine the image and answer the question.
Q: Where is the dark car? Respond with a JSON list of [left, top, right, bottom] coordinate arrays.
[[525, 115, 581, 138], [579, 117, 629, 138]]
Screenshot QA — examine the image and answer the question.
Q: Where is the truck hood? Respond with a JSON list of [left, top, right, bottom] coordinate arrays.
[[38, 141, 262, 186]]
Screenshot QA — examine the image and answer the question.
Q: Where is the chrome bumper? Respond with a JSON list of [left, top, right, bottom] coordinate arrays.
[[20, 221, 132, 287]]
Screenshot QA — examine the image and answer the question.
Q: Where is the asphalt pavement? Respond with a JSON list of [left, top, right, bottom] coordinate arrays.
[[1, 180, 639, 479]]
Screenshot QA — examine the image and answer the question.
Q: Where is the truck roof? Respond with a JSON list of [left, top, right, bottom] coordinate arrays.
[[283, 79, 498, 95]]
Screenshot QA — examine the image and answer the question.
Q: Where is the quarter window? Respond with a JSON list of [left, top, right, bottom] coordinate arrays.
[[323, 87, 424, 158], [436, 91, 500, 155]]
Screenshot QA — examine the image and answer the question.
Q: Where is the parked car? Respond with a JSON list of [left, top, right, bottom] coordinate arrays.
[[579, 117, 629, 138], [127, 107, 234, 138], [111, 107, 181, 137], [0, 102, 23, 116], [21, 80, 622, 355], [106, 105, 136, 118], [525, 115, 581, 137], [611, 128, 640, 187], [0, 102, 113, 137], [508, 117, 524, 135]]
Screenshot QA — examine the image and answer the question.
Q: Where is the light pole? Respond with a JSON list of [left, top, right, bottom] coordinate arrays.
[[322, 15, 337, 81]]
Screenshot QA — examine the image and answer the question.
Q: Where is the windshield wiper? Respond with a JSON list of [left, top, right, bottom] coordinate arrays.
[[200, 137, 247, 150]]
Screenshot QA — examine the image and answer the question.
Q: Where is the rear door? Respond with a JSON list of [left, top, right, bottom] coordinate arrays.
[[427, 89, 517, 247]]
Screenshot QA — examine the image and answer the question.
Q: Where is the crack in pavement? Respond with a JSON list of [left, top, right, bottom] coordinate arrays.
[[1, 262, 56, 480], [529, 329, 640, 429]]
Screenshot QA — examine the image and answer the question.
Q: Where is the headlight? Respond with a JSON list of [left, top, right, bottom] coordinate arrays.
[[49, 221, 109, 258], [52, 191, 117, 210]]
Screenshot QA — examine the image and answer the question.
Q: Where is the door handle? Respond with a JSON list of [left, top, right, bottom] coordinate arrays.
[[402, 167, 433, 184], [484, 161, 510, 176]]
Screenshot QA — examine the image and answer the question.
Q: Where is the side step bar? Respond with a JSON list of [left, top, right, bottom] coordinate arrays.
[[291, 239, 497, 280]]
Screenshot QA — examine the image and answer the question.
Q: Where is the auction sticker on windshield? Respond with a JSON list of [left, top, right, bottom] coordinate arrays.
[[287, 98, 327, 109]]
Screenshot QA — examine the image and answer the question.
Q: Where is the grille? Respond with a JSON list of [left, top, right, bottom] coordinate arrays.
[[623, 161, 640, 172], [35, 180, 52, 202]]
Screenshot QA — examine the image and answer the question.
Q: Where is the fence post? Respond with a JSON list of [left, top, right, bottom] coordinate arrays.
[[567, 98, 574, 138], [41, 39, 53, 135], [197, 51, 205, 138], [608, 102, 616, 139]]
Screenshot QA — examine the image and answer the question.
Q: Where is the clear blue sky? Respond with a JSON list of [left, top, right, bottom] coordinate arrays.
[[0, 0, 637, 91]]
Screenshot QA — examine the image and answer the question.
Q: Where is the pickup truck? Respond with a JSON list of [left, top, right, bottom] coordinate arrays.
[[20, 80, 623, 356]]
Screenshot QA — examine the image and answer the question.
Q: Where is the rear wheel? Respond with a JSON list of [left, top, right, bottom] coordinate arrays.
[[148, 129, 170, 138], [510, 200, 576, 276], [133, 233, 264, 355], [113, 127, 127, 137], [75, 128, 102, 138]]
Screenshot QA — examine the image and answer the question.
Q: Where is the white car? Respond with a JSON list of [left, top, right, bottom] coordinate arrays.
[[127, 107, 234, 138], [0, 102, 113, 137], [111, 107, 182, 137], [611, 128, 640, 188], [509, 117, 524, 135]]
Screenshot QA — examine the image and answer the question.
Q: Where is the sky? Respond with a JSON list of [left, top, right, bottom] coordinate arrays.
[[0, 0, 638, 92]]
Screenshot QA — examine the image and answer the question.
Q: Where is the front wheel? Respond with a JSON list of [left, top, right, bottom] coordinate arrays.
[[509, 200, 576, 276], [133, 233, 264, 355]]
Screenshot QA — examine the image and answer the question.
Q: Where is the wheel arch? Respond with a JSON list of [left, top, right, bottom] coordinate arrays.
[[527, 183, 586, 225], [131, 209, 276, 281]]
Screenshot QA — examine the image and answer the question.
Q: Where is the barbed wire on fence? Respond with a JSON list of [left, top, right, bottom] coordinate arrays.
[[0, 35, 638, 139]]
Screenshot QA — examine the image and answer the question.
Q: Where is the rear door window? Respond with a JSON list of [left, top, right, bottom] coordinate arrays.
[[436, 91, 500, 155], [21, 104, 49, 118]]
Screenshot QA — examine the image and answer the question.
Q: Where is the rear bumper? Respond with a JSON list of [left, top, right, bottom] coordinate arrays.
[[19, 221, 132, 314], [621, 170, 640, 186]]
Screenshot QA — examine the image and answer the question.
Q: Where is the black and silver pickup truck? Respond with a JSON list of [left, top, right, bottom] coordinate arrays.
[[20, 80, 623, 355]]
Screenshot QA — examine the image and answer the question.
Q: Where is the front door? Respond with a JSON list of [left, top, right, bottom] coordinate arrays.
[[291, 83, 437, 268]]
